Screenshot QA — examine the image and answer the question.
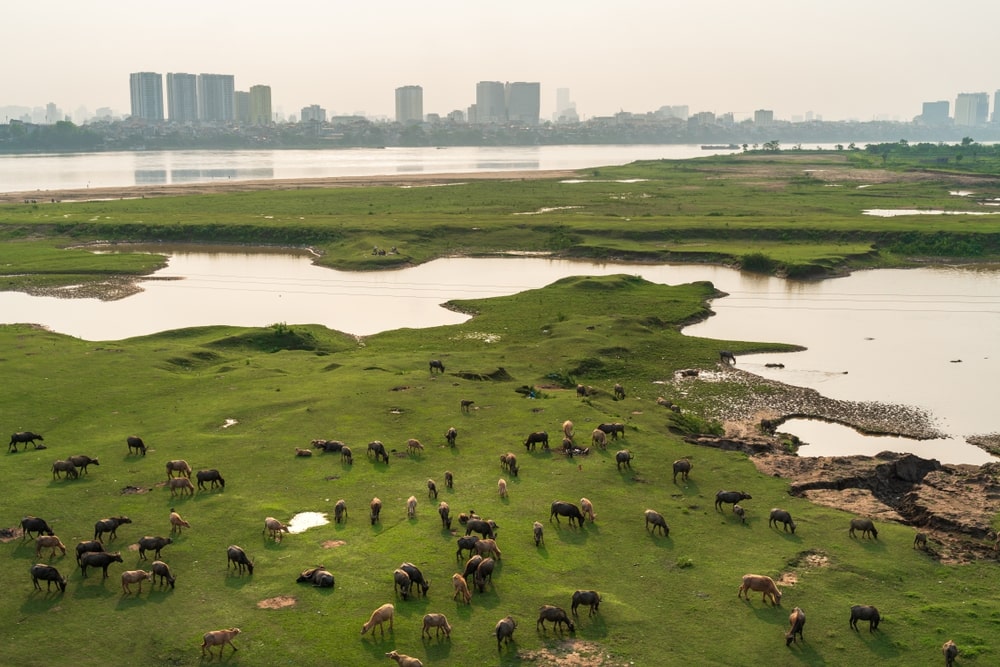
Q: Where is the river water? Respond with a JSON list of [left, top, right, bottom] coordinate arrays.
[[1, 250, 997, 465], [0, 144, 750, 193]]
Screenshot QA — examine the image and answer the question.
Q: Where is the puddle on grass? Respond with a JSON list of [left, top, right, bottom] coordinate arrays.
[[287, 511, 329, 534]]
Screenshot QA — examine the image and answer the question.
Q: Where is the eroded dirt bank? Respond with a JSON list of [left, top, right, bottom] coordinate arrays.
[[678, 367, 1000, 564]]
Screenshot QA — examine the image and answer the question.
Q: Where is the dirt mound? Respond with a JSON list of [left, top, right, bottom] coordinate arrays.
[[258, 596, 297, 609], [322, 540, 346, 548]]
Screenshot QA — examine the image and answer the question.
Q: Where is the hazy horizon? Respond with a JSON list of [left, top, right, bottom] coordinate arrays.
[[4, 1, 998, 123]]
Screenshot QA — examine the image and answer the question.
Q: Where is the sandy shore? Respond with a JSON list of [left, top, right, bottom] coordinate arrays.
[[0, 169, 580, 204]]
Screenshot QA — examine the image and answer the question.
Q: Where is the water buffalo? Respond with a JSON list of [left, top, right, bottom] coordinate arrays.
[[720, 350, 736, 365], [226, 545, 254, 575], [21, 516, 54, 540], [445, 427, 457, 447], [196, 469, 225, 490], [943, 639, 958, 666], [367, 440, 389, 464], [312, 439, 344, 453], [465, 518, 496, 539], [571, 590, 601, 617], [524, 431, 549, 451], [9, 431, 43, 452], [672, 458, 692, 482], [68, 455, 99, 475], [151, 560, 177, 589], [550, 501, 585, 528], [438, 501, 451, 530], [298, 566, 334, 588], [75, 539, 104, 564], [769, 508, 797, 533], [335, 499, 348, 524], [462, 554, 484, 581], [615, 449, 634, 470], [429, 359, 445, 374], [138, 536, 172, 560], [495, 615, 517, 651], [51, 460, 79, 480], [597, 423, 625, 440], [739, 574, 782, 606], [80, 551, 123, 579], [786, 606, 806, 646], [849, 604, 880, 632], [849, 518, 879, 539], [474, 557, 495, 593], [644, 509, 669, 536], [456, 536, 479, 561], [126, 435, 146, 455], [94, 516, 132, 542], [30, 563, 67, 592], [393, 568, 412, 599], [370, 497, 382, 525], [399, 562, 429, 597], [715, 490, 752, 512], [537, 605, 575, 633], [614, 383, 626, 400]]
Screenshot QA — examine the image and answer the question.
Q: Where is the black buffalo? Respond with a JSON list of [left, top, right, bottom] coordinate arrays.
[[75, 539, 104, 564], [196, 469, 225, 490], [126, 435, 146, 455], [550, 501, 585, 528], [849, 605, 880, 632], [80, 551, 123, 579], [9, 431, 43, 452], [399, 562, 429, 597], [715, 490, 752, 511], [21, 516, 54, 540], [297, 566, 334, 588], [94, 516, 132, 543], [226, 545, 254, 575], [367, 440, 389, 464], [524, 431, 549, 451], [30, 564, 67, 592]]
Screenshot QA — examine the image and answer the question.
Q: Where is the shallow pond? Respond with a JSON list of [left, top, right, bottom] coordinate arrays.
[[287, 512, 329, 534]]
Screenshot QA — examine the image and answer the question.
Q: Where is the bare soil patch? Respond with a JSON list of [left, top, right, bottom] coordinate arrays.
[[519, 640, 627, 667], [257, 596, 297, 610], [322, 540, 346, 548], [0, 527, 21, 542]]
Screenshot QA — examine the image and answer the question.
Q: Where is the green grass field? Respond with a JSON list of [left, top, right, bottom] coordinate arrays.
[[2, 152, 999, 666], [1, 273, 996, 666]]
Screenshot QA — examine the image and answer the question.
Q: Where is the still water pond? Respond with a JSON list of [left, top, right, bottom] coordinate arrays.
[[2, 249, 997, 464]]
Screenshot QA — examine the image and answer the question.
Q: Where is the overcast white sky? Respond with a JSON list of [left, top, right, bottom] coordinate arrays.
[[3, 0, 997, 122]]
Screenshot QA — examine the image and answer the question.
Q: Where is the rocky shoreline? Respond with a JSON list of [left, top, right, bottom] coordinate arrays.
[[677, 367, 1000, 564]]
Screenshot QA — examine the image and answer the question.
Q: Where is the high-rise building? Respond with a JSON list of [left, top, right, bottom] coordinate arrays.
[[475, 81, 506, 124], [754, 109, 774, 125], [129, 72, 164, 121], [954, 93, 988, 126], [249, 85, 272, 125], [993, 91, 1000, 123], [234, 91, 251, 123], [300, 105, 326, 123], [166, 73, 198, 123], [198, 74, 235, 122], [919, 100, 950, 125], [506, 82, 540, 125], [395, 85, 424, 124]]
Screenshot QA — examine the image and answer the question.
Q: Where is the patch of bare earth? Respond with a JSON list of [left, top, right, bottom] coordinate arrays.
[[322, 540, 346, 548], [680, 367, 1000, 564], [519, 640, 627, 667], [258, 596, 297, 609]]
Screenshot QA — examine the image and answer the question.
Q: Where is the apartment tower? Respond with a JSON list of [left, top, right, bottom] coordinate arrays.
[[166, 73, 198, 123], [395, 85, 424, 124], [129, 72, 164, 121]]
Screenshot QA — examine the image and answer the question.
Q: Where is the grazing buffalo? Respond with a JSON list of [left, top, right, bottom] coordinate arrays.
[[615, 449, 634, 470], [226, 545, 254, 575], [51, 460, 79, 480], [786, 607, 806, 646], [913, 532, 927, 550], [165, 459, 192, 479], [30, 563, 67, 592], [474, 557, 495, 593], [9, 431, 43, 452], [715, 490, 752, 512], [370, 497, 382, 525], [462, 554, 484, 581], [769, 508, 797, 533], [524, 431, 549, 451], [196, 469, 225, 490], [21, 516, 54, 540], [80, 551, 123, 579], [613, 383, 626, 400], [393, 568, 412, 600], [465, 518, 496, 539], [738, 574, 782, 606], [126, 435, 146, 456], [644, 509, 670, 536], [456, 536, 479, 561], [151, 560, 176, 589], [537, 605, 575, 633], [312, 439, 344, 453], [399, 562, 429, 597], [367, 440, 390, 464], [943, 640, 958, 666], [533, 521, 544, 546], [849, 605, 880, 632], [720, 350, 736, 365], [335, 499, 348, 524], [550, 501, 585, 528], [438, 502, 451, 530], [94, 516, 132, 542], [429, 359, 445, 374], [672, 458, 692, 483], [445, 427, 457, 447], [849, 518, 879, 540]]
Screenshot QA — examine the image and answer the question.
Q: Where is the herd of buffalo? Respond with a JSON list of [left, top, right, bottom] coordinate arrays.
[[8, 357, 963, 666]]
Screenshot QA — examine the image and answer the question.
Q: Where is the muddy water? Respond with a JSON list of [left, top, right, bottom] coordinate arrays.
[[2, 249, 997, 464]]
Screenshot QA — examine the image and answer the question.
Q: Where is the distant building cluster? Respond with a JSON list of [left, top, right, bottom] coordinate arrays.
[[129, 72, 272, 125], [917, 91, 1000, 127]]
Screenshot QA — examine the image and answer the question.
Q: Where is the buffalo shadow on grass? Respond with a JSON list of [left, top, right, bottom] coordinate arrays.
[[422, 637, 454, 661]]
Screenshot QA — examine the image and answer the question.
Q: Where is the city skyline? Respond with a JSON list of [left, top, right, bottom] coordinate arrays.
[[3, 1, 999, 123]]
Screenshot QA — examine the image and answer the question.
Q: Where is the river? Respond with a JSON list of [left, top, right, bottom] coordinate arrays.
[[2, 144, 780, 193], [1, 250, 997, 465]]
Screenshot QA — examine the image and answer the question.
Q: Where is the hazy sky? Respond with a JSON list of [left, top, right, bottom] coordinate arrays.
[[4, 0, 998, 122]]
